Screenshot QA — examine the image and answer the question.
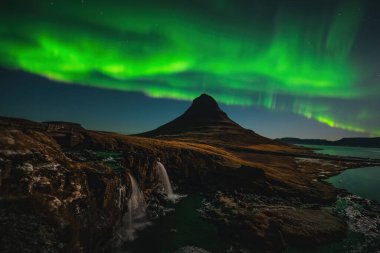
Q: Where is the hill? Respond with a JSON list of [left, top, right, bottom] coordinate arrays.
[[139, 94, 286, 148], [278, 137, 380, 148]]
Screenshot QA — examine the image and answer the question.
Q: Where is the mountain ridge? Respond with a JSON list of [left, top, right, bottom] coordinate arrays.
[[278, 137, 380, 148], [138, 94, 284, 147]]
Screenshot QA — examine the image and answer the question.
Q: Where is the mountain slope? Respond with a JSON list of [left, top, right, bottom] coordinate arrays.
[[138, 94, 285, 147]]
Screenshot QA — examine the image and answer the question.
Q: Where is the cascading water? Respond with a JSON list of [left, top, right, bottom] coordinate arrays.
[[127, 173, 147, 227], [115, 173, 149, 243], [156, 161, 175, 200], [118, 185, 126, 209]]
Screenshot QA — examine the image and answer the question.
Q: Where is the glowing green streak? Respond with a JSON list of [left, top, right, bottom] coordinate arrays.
[[0, 0, 376, 135]]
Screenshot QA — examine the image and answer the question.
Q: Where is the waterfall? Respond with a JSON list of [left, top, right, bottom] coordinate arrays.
[[118, 173, 148, 242], [156, 161, 175, 200], [127, 173, 146, 226], [118, 185, 126, 209]]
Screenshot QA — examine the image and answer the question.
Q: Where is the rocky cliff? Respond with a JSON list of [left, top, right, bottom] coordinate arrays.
[[0, 128, 126, 252], [0, 118, 268, 252]]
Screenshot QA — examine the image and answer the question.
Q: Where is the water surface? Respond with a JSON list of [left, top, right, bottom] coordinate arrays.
[[327, 166, 380, 202], [298, 144, 380, 159], [290, 146, 380, 253], [123, 195, 230, 253]]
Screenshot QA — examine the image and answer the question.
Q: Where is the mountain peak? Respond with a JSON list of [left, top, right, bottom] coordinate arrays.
[[194, 93, 217, 104], [192, 93, 219, 109], [181, 93, 229, 122]]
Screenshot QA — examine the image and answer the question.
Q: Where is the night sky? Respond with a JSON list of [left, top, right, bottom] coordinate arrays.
[[1, 0, 379, 139]]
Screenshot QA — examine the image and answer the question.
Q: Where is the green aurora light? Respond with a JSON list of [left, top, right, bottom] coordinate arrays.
[[1, 0, 379, 135]]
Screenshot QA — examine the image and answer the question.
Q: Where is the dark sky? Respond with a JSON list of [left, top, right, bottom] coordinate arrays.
[[0, 0, 379, 139], [0, 68, 370, 140]]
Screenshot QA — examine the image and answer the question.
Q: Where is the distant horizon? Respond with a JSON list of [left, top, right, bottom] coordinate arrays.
[[1, 73, 376, 141], [0, 68, 373, 141], [1, 114, 376, 141]]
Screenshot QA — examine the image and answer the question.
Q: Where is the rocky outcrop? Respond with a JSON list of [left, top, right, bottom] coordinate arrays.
[[0, 116, 86, 149], [0, 129, 128, 252], [201, 192, 347, 252], [121, 144, 267, 193], [0, 116, 46, 131], [45, 121, 86, 149], [174, 246, 211, 253]]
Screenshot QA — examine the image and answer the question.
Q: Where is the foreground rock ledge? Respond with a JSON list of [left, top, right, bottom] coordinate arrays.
[[202, 193, 347, 252], [0, 114, 363, 252]]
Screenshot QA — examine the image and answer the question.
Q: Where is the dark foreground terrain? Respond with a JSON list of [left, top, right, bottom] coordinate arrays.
[[1, 95, 379, 252]]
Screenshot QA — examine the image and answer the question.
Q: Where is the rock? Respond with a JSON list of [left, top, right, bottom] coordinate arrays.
[[0, 130, 128, 252], [244, 208, 346, 250], [174, 246, 211, 253], [17, 162, 34, 173], [263, 208, 347, 247], [201, 192, 347, 252]]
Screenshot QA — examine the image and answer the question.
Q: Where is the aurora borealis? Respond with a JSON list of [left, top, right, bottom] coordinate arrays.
[[1, 0, 380, 136]]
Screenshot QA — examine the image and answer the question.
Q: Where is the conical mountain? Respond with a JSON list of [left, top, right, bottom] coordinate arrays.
[[177, 93, 234, 123], [139, 94, 280, 146]]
